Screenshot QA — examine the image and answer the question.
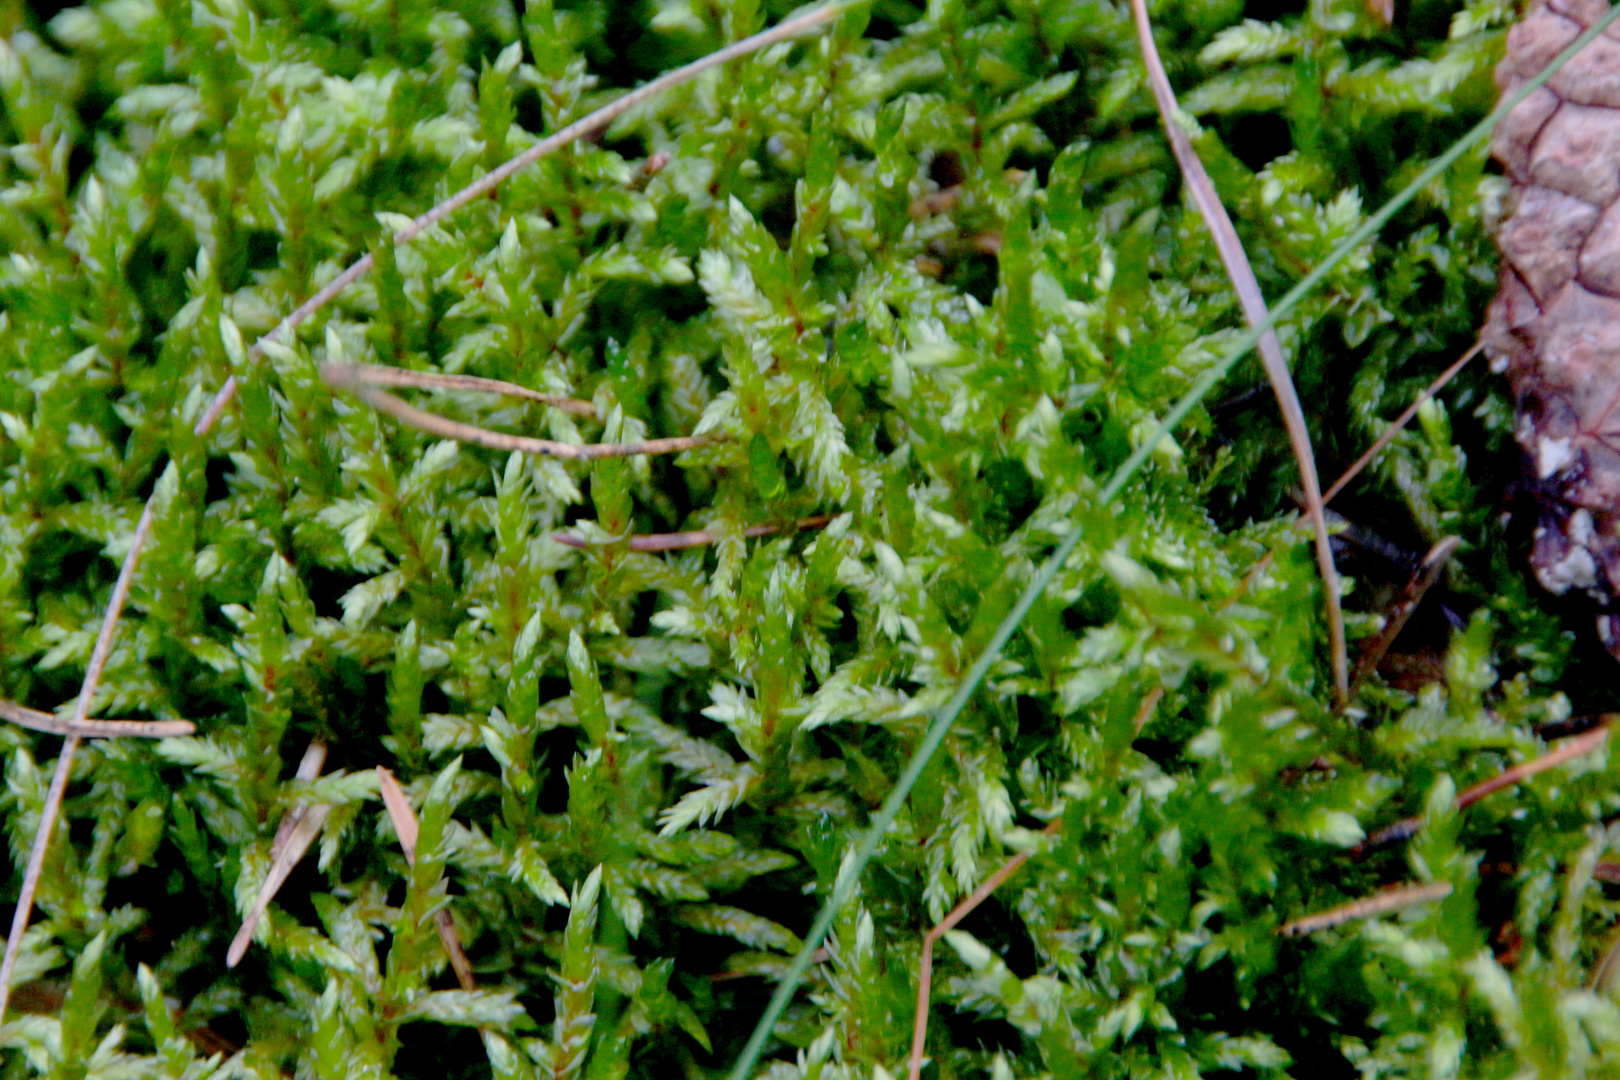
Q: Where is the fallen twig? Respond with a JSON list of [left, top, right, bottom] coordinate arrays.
[[1349, 535, 1462, 692], [376, 767, 475, 991], [1131, 0, 1347, 705], [1352, 719, 1612, 856], [1278, 881, 1452, 938], [0, 698, 192, 739], [0, 1, 856, 1025], [226, 741, 332, 968]]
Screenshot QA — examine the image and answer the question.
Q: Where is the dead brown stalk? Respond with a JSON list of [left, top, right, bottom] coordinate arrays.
[[1589, 922, 1620, 993], [1130, 0, 1347, 705], [0, 1, 853, 1025], [0, 500, 155, 1020], [1322, 342, 1483, 505], [1132, 686, 1166, 736]]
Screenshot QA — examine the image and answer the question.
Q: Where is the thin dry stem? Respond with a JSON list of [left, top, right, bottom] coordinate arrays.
[[0, 500, 155, 1023], [1323, 342, 1483, 505], [1131, 0, 1347, 705], [322, 362, 598, 418], [1353, 719, 1612, 855], [0, 699, 192, 739], [0, 4, 853, 1019], [348, 383, 722, 460], [907, 818, 1061, 1080], [1349, 535, 1461, 691], [376, 768, 476, 991], [551, 514, 834, 552], [226, 741, 331, 968], [1278, 881, 1452, 937]]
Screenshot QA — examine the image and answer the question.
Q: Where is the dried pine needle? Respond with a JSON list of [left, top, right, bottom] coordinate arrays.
[[341, 381, 722, 460], [1278, 881, 1453, 938], [226, 741, 331, 968], [376, 767, 476, 991], [322, 361, 598, 418], [0, 698, 192, 739]]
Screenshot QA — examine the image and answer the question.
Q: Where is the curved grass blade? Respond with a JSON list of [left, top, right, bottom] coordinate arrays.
[[1130, 0, 1348, 705]]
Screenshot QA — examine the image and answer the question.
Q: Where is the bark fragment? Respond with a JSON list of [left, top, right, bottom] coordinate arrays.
[[1486, 0, 1620, 654]]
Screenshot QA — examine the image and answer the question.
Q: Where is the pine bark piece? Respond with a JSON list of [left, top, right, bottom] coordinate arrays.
[[1485, 0, 1620, 654]]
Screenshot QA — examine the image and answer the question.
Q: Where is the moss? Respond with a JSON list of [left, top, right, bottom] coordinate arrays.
[[1, 0, 1617, 1077]]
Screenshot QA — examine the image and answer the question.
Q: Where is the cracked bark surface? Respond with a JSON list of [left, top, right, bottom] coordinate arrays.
[[1485, 0, 1620, 655]]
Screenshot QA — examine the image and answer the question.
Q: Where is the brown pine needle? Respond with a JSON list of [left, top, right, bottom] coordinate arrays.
[[341, 382, 722, 460], [376, 768, 476, 991], [907, 817, 1061, 1080], [1353, 719, 1612, 856], [706, 947, 831, 983], [1451, 720, 1612, 811], [322, 362, 598, 418], [550, 514, 834, 552], [1589, 922, 1620, 993], [226, 741, 331, 968], [1133, 687, 1166, 736], [1130, 0, 1347, 706], [1236, 341, 1481, 704], [0, 2, 854, 1024], [1349, 535, 1462, 692], [0, 499, 156, 1022], [1278, 881, 1452, 938], [1232, 341, 1481, 683], [268, 743, 330, 861], [0, 699, 192, 739], [1323, 341, 1483, 505]]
